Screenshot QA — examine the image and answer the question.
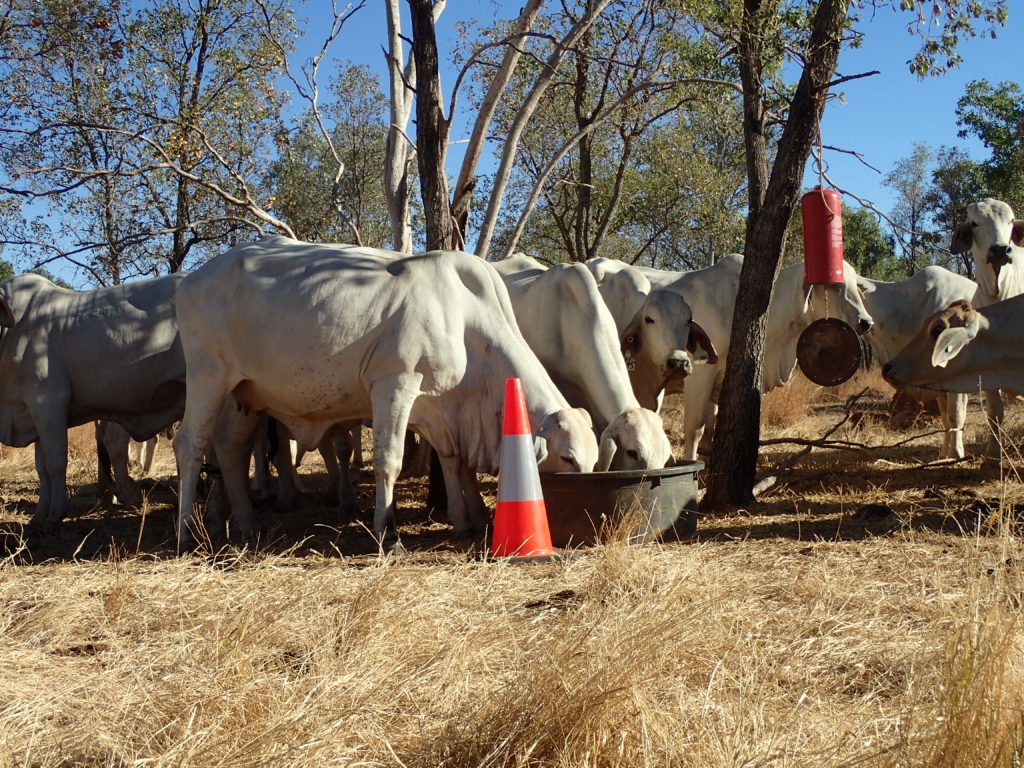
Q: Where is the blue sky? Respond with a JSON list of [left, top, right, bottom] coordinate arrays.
[[294, 0, 1019, 218], [812, 2, 1022, 213]]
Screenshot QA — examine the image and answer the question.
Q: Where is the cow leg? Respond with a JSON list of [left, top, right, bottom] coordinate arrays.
[[140, 437, 158, 474], [369, 374, 422, 554], [981, 388, 1004, 460], [211, 405, 263, 541], [436, 454, 469, 536], [250, 415, 273, 502], [350, 424, 365, 470], [936, 393, 966, 460], [26, 399, 71, 529], [681, 369, 716, 463], [174, 382, 233, 550], [269, 421, 303, 512], [96, 423, 140, 507], [95, 422, 116, 505], [459, 461, 487, 534], [106, 426, 142, 508], [325, 429, 359, 518]]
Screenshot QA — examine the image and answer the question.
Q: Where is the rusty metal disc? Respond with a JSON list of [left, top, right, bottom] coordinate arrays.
[[796, 317, 861, 386]]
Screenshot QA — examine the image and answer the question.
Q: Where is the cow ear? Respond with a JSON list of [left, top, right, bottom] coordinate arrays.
[[951, 222, 974, 254], [533, 435, 549, 466], [620, 311, 642, 355], [931, 326, 975, 368], [0, 296, 13, 328], [596, 431, 617, 471], [687, 320, 718, 365], [1012, 220, 1024, 247], [855, 277, 875, 295], [574, 407, 592, 428]]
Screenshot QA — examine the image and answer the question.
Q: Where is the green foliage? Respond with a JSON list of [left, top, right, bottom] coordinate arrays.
[[483, 1, 746, 267], [0, 0, 297, 284], [0, 259, 13, 285], [956, 79, 1024, 208], [266, 63, 392, 246], [897, 0, 1009, 77], [841, 207, 902, 280]]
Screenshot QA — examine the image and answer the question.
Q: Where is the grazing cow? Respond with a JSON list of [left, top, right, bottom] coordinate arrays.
[[586, 261, 718, 409], [882, 297, 1024, 397], [493, 257, 674, 470], [950, 198, 1024, 456], [857, 266, 979, 459], [592, 255, 874, 460], [0, 273, 187, 530], [172, 238, 598, 552]]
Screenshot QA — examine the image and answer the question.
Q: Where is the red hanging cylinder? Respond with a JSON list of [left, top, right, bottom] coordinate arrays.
[[801, 186, 845, 284]]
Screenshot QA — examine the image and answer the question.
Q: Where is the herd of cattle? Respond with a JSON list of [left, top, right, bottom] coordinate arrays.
[[0, 198, 1020, 552]]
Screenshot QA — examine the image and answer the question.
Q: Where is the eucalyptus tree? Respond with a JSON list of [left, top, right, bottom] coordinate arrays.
[[0, 0, 298, 283], [478, 0, 744, 264], [266, 63, 392, 246], [703, 0, 1007, 509], [956, 79, 1024, 209], [885, 142, 933, 276], [925, 145, 985, 275]]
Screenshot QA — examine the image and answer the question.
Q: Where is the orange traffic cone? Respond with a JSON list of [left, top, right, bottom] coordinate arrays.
[[491, 378, 556, 559]]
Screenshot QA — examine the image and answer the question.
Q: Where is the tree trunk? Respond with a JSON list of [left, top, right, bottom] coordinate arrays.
[[383, 0, 415, 253], [450, 0, 542, 250], [409, 0, 453, 251], [704, 0, 847, 509], [475, 0, 613, 259]]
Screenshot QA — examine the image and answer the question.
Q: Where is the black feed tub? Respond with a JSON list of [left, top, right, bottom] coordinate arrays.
[[539, 462, 702, 548]]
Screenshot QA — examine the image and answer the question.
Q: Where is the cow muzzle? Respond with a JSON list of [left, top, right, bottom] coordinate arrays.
[[667, 351, 693, 377], [988, 244, 1013, 268]]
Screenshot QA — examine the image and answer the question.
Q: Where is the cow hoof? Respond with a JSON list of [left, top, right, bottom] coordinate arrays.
[[384, 540, 407, 555]]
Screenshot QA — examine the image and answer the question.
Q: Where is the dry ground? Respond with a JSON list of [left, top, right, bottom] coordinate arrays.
[[1, 371, 1023, 767]]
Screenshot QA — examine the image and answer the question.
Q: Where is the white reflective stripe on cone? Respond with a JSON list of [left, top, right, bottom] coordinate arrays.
[[497, 434, 544, 503]]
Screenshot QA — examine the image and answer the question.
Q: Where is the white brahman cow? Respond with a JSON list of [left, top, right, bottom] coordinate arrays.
[[950, 198, 1024, 456], [882, 297, 1024, 398], [587, 261, 718, 409], [857, 266, 979, 459], [172, 237, 598, 552], [493, 255, 674, 470], [0, 273, 187, 531], [591, 255, 874, 460]]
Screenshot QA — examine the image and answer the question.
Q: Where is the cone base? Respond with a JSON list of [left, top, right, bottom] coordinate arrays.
[[490, 499, 554, 558], [489, 550, 580, 565]]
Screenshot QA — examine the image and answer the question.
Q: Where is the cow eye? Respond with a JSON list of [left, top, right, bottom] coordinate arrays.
[[626, 449, 639, 461], [644, 316, 654, 324]]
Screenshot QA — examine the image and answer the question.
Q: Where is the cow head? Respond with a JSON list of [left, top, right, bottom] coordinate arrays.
[[620, 289, 718, 399], [535, 407, 598, 473], [803, 260, 875, 335], [882, 300, 984, 388], [951, 198, 1024, 300], [596, 408, 672, 471], [0, 295, 13, 328]]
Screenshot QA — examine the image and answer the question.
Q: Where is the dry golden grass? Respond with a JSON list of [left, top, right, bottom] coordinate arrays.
[[0, 390, 1023, 766]]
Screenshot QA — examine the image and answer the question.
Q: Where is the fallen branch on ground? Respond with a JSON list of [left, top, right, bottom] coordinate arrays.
[[759, 387, 951, 477]]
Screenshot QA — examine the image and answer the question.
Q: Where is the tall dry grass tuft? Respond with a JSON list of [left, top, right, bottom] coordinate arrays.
[[892, 599, 1024, 767], [762, 372, 819, 427]]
